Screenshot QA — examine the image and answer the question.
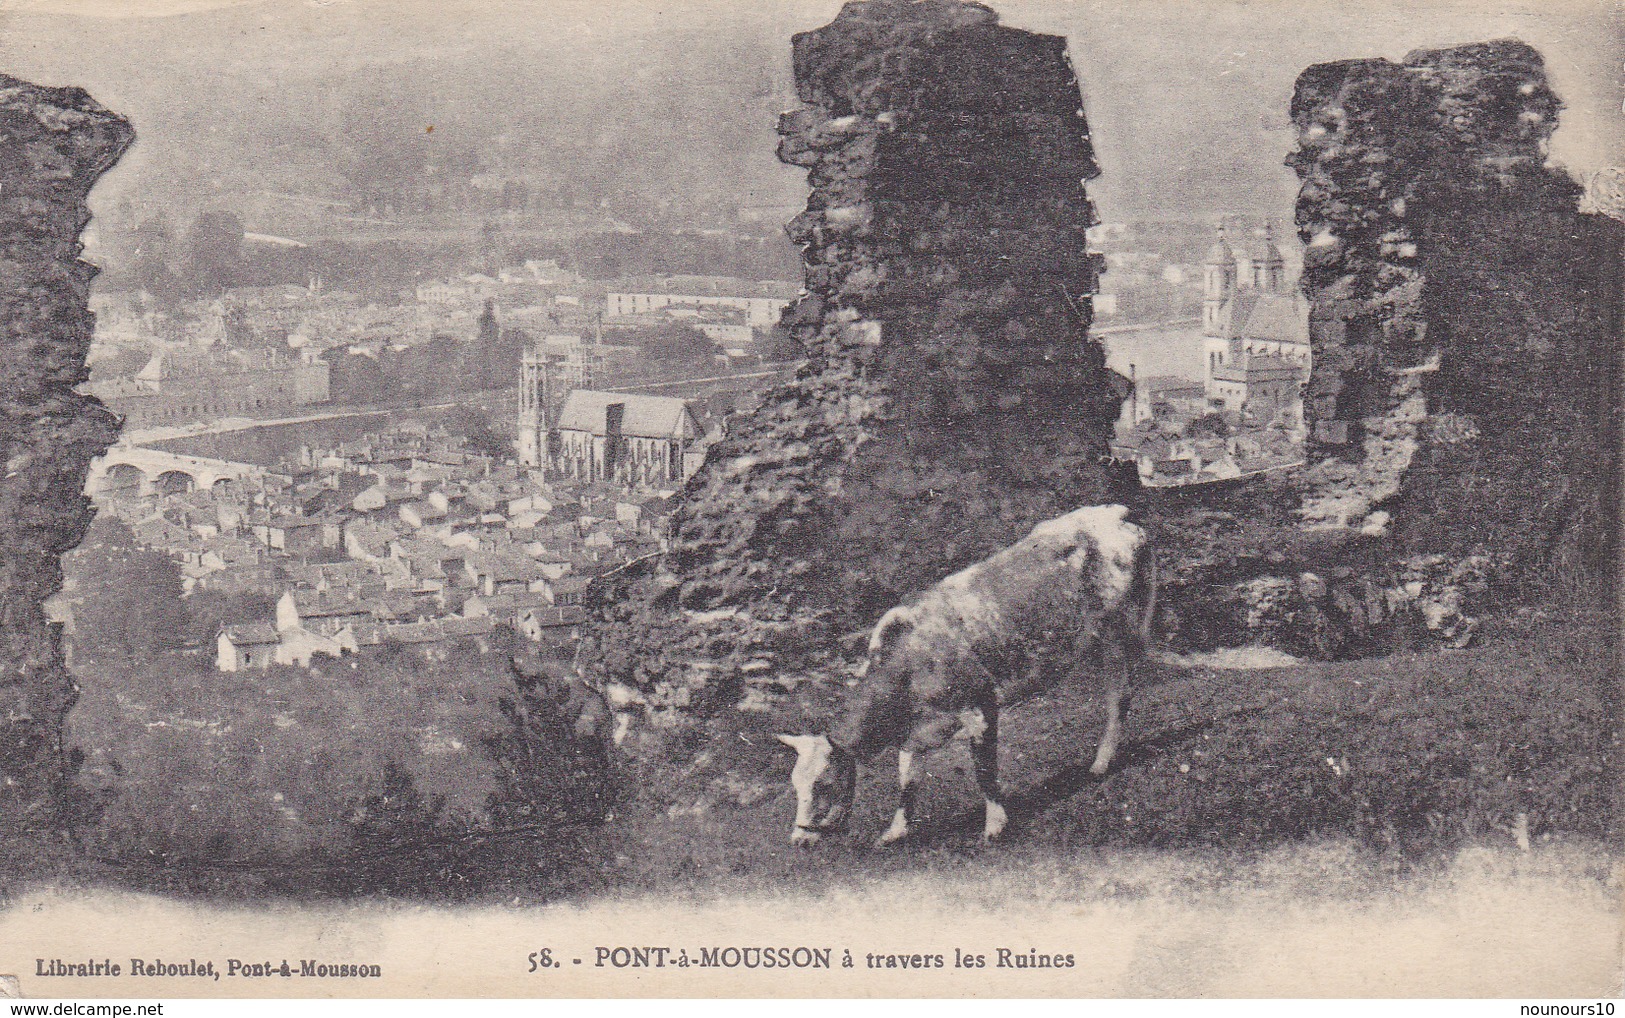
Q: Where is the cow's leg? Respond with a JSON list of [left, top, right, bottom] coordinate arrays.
[[877, 749, 919, 846], [1089, 686, 1124, 776], [877, 712, 962, 847], [968, 702, 1006, 842], [1090, 631, 1134, 776]]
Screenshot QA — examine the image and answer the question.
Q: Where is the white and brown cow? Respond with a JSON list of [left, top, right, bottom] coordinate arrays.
[[776, 503, 1156, 846]]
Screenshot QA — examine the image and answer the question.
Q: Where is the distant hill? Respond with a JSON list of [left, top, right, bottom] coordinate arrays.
[[0, 0, 1614, 272]]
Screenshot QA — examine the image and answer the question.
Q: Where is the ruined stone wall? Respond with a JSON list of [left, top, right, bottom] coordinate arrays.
[[1288, 41, 1621, 589], [1148, 40, 1620, 658], [0, 77, 133, 826], [593, 0, 1128, 710]]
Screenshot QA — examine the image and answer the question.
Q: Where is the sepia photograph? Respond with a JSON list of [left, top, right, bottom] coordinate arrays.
[[0, 0, 1618, 1000]]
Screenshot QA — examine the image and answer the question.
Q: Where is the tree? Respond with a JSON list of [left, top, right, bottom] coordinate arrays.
[[187, 211, 246, 295], [624, 323, 718, 371], [129, 217, 186, 308], [329, 351, 389, 406], [447, 405, 511, 461], [331, 74, 433, 217], [460, 304, 527, 391], [310, 240, 433, 302], [381, 336, 464, 403], [756, 325, 805, 363], [476, 300, 499, 350], [182, 588, 277, 650], [483, 657, 618, 830], [61, 519, 190, 661]]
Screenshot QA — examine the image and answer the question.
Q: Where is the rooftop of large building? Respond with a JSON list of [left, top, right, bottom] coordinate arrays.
[[607, 275, 798, 299], [1215, 290, 1310, 346], [554, 390, 700, 439], [1139, 374, 1205, 395]]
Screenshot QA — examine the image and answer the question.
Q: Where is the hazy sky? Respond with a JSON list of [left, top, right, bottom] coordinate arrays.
[[0, 0, 1618, 233]]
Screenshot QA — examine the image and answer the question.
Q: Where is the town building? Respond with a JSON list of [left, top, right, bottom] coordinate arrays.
[[605, 276, 796, 328], [217, 623, 281, 672], [1200, 224, 1311, 426], [88, 414, 670, 671], [517, 334, 652, 469], [548, 390, 704, 488], [1207, 355, 1306, 422], [1126, 373, 1208, 425], [87, 346, 329, 430], [518, 327, 708, 485]]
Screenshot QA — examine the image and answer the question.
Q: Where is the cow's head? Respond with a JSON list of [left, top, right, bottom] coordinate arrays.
[[774, 734, 856, 846]]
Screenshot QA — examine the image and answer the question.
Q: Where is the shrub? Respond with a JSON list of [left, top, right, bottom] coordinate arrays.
[[483, 661, 620, 830]]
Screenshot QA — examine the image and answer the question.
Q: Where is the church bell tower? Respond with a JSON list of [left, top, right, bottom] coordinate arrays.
[[1202, 224, 1237, 336], [517, 343, 550, 469]]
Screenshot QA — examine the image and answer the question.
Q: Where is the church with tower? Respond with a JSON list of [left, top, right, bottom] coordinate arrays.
[[517, 336, 705, 488], [1200, 222, 1311, 427]]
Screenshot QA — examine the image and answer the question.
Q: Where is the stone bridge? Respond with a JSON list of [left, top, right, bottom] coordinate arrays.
[[86, 445, 267, 497]]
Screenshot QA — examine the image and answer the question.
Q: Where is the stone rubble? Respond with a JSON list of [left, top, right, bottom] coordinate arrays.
[[1146, 39, 1624, 659]]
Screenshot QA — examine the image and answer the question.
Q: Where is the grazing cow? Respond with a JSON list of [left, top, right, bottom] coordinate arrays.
[[776, 504, 1156, 847]]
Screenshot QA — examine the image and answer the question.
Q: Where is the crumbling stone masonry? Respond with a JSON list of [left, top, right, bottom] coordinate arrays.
[[1288, 41, 1622, 586], [0, 76, 132, 827], [1140, 40, 1621, 659], [593, 0, 1129, 711]]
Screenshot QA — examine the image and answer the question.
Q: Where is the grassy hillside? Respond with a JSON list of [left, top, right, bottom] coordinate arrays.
[[583, 607, 1617, 901], [0, 607, 1614, 906]]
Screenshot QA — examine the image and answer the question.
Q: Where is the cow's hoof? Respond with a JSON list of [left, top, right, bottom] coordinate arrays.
[[981, 801, 1008, 843], [874, 808, 911, 847], [790, 829, 822, 847]]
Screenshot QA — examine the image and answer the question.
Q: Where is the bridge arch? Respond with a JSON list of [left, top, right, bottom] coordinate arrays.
[[153, 470, 196, 496], [98, 462, 146, 495], [88, 446, 266, 499]]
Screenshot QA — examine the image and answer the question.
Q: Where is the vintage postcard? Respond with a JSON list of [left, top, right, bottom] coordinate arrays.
[[0, 0, 1618, 1001]]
